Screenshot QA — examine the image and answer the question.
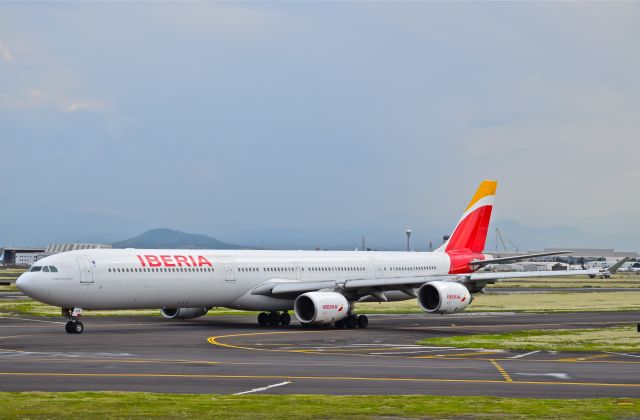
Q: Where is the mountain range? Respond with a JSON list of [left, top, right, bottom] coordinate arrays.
[[106, 221, 639, 252], [111, 228, 252, 250]]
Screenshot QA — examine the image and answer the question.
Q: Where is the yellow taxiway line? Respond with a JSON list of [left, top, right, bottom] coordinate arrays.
[[489, 359, 513, 382], [0, 371, 638, 388]]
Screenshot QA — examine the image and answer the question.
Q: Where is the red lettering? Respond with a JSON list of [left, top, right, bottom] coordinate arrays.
[[198, 255, 213, 267], [160, 255, 175, 267], [188, 256, 197, 266], [145, 255, 161, 267], [175, 255, 189, 267], [136, 255, 146, 267]]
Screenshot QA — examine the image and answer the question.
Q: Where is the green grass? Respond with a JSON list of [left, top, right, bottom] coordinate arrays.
[[418, 325, 640, 353], [3, 290, 640, 317], [357, 291, 640, 314], [0, 299, 254, 317], [490, 274, 640, 289], [0, 392, 637, 419]]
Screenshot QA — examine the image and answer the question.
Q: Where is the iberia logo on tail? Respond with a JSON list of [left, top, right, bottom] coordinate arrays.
[[436, 180, 497, 274]]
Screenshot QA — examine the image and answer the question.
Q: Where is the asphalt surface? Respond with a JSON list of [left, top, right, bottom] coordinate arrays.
[[0, 311, 639, 397]]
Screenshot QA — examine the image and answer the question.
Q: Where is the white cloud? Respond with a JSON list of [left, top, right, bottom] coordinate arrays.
[[0, 87, 111, 113], [0, 40, 15, 63]]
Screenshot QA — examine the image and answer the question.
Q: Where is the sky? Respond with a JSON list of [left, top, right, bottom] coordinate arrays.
[[1, 2, 639, 249]]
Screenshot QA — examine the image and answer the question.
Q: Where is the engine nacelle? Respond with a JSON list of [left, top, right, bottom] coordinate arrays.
[[294, 292, 349, 324], [161, 307, 209, 320], [417, 281, 471, 314]]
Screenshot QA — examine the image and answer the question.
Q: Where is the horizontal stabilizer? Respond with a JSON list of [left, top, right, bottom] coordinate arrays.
[[471, 251, 573, 268], [469, 268, 599, 282]]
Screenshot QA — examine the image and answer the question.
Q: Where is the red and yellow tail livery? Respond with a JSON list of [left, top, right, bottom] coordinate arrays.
[[437, 180, 497, 273]]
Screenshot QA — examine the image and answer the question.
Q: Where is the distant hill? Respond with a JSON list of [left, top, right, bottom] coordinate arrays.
[[112, 228, 252, 250]]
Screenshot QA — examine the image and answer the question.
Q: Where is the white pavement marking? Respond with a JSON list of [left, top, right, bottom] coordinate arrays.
[[509, 350, 540, 359], [0, 316, 64, 325], [233, 380, 291, 395], [516, 373, 570, 380], [605, 352, 640, 359]]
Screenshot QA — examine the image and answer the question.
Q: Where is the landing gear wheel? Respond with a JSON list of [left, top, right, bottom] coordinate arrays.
[[65, 320, 83, 334], [357, 315, 369, 329], [257, 312, 268, 326], [267, 312, 280, 326], [346, 315, 358, 329], [73, 321, 84, 334], [279, 312, 291, 326], [334, 319, 345, 329]]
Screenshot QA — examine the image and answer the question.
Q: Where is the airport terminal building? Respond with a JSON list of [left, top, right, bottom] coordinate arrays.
[[0, 243, 112, 267]]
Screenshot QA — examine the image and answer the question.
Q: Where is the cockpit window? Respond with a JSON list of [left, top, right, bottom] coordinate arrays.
[[49, 266, 58, 272], [30, 266, 43, 272], [42, 266, 50, 272]]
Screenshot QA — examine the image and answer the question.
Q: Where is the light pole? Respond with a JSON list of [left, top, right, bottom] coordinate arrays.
[[405, 229, 412, 252]]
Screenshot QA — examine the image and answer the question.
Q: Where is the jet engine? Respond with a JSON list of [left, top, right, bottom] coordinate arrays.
[[417, 281, 471, 314], [161, 307, 210, 320], [294, 292, 349, 324]]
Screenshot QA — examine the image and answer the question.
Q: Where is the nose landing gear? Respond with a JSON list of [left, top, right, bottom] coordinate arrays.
[[62, 307, 84, 334]]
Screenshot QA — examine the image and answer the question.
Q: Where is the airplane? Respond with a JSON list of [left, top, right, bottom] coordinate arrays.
[[16, 180, 598, 334]]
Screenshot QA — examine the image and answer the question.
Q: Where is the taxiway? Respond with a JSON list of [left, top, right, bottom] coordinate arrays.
[[0, 312, 638, 397]]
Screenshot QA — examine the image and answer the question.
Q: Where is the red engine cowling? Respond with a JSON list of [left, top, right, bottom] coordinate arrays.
[[294, 292, 350, 324], [417, 281, 471, 314], [161, 307, 209, 319]]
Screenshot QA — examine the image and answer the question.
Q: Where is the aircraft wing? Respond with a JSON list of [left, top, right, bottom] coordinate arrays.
[[607, 257, 630, 274], [252, 268, 599, 298], [251, 276, 452, 296]]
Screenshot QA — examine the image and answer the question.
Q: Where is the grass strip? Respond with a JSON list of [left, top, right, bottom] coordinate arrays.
[[0, 392, 638, 419], [358, 291, 640, 314], [418, 325, 640, 352], [0, 299, 254, 317], [3, 291, 640, 317]]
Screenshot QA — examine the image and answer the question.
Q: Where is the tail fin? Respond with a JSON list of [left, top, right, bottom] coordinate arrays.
[[436, 180, 497, 253]]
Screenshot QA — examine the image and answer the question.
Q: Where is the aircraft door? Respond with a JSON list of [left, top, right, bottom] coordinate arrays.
[[370, 259, 383, 278], [219, 258, 236, 282], [78, 258, 94, 284]]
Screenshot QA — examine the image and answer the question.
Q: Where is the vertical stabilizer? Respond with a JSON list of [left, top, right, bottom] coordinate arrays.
[[436, 180, 497, 253]]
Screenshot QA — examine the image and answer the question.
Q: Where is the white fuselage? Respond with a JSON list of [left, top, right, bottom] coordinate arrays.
[[17, 249, 452, 311]]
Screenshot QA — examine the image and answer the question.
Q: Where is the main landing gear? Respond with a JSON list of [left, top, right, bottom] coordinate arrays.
[[335, 314, 368, 329], [257, 311, 291, 327], [62, 307, 84, 334]]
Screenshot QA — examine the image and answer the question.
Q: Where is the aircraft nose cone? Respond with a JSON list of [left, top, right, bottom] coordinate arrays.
[[16, 273, 32, 296]]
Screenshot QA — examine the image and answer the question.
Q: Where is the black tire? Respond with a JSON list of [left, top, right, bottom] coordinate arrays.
[[65, 321, 75, 334], [357, 315, 369, 329], [267, 312, 279, 326], [346, 315, 357, 329], [73, 321, 84, 334], [335, 319, 345, 329], [257, 312, 268, 326], [279, 312, 291, 326]]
